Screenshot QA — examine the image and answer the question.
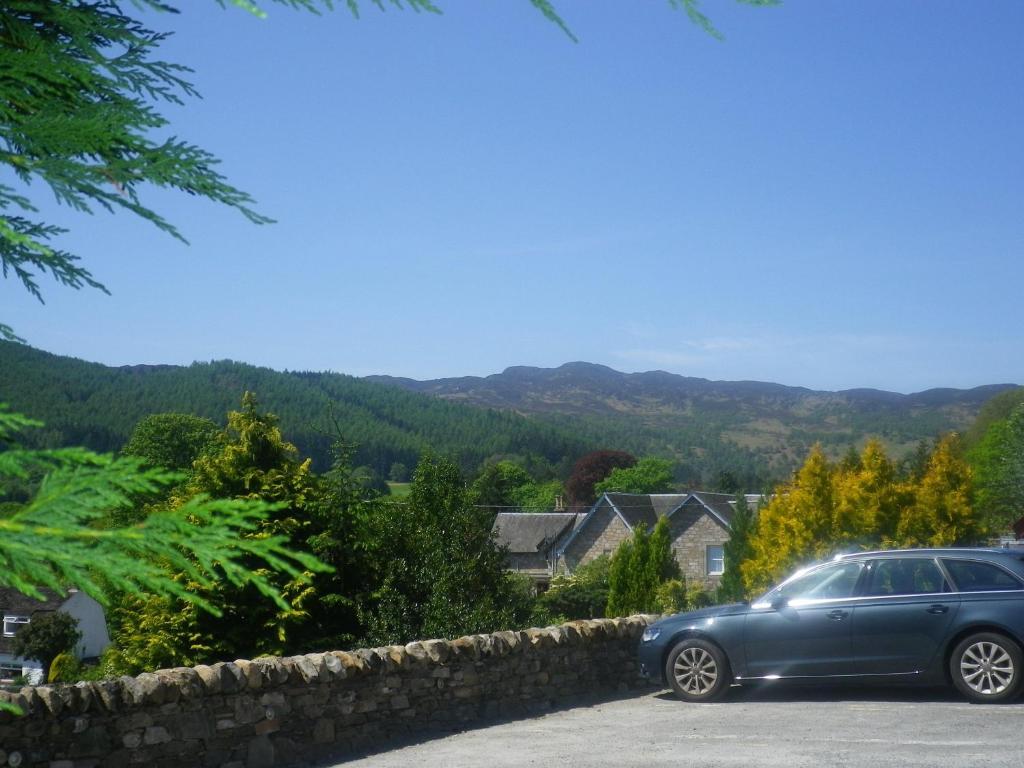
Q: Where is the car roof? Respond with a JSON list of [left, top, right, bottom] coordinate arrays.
[[833, 547, 1016, 560]]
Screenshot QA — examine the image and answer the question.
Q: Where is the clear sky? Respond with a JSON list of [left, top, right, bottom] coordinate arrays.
[[5, 0, 1023, 393]]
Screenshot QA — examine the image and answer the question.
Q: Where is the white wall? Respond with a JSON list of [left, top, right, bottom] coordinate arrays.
[[0, 652, 43, 684], [61, 591, 111, 659]]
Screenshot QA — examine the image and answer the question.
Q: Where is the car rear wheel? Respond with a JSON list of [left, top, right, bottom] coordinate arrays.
[[665, 638, 730, 702], [950, 632, 1023, 703]]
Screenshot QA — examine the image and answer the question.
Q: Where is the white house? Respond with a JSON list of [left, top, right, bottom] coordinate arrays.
[[0, 588, 111, 684]]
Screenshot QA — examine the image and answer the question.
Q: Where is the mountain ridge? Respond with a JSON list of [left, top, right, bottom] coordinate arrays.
[[368, 360, 1014, 402]]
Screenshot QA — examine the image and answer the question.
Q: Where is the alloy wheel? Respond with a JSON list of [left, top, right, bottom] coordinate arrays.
[[673, 646, 719, 696], [960, 641, 1015, 696]]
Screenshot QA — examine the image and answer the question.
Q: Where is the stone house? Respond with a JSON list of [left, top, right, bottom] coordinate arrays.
[[491, 512, 586, 590], [0, 587, 111, 684], [551, 492, 754, 590]]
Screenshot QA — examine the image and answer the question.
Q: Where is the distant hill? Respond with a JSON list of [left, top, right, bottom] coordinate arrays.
[[1, 343, 1015, 490], [367, 362, 1018, 479], [0, 342, 588, 477]]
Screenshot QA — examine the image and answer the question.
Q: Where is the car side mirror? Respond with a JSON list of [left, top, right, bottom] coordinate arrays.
[[770, 595, 789, 611]]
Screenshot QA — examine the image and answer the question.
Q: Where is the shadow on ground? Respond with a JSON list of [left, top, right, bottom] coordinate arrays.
[[656, 682, 964, 705], [312, 687, 656, 767]]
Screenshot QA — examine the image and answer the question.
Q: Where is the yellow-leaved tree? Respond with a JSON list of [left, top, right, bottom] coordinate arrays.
[[894, 434, 976, 547], [742, 445, 835, 593], [832, 439, 904, 544], [743, 436, 979, 594]]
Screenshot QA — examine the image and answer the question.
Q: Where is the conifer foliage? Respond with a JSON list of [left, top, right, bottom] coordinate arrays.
[[742, 436, 978, 592], [716, 492, 756, 603], [0, 1, 274, 339], [0, 405, 324, 613], [606, 517, 680, 616]]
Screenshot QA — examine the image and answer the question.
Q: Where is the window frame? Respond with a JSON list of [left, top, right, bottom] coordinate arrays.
[[939, 557, 1024, 593], [706, 544, 725, 576], [2, 615, 30, 638], [0, 662, 24, 682], [860, 557, 950, 597], [755, 560, 866, 608]]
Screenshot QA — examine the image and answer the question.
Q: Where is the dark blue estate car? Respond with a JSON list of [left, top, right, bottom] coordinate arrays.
[[638, 548, 1024, 703]]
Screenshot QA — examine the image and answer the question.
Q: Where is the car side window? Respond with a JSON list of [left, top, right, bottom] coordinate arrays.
[[942, 559, 1024, 592], [773, 561, 864, 603], [863, 558, 947, 596]]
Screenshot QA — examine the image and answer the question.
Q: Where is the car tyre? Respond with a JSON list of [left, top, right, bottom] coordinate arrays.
[[950, 632, 1023, 704], [665, 637, 731, 703]]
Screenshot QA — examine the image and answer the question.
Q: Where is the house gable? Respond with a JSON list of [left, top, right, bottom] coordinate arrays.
[[556, 497, 632, 573], [553, 491, 737, 585], [668, 496, 731, 586]]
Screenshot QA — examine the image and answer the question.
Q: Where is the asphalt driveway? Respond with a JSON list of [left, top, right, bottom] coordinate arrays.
[[330, 685, 1024, 767]]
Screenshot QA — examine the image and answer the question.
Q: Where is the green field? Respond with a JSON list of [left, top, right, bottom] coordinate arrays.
[[386, 482, 412, 498]]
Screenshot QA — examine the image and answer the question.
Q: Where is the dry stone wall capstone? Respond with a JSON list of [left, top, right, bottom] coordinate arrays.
[[0, 615, 658, 768]]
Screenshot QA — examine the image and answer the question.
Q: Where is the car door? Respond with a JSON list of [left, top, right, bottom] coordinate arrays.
[[849, 557, 959, 676], [743, 560, 864, 678]]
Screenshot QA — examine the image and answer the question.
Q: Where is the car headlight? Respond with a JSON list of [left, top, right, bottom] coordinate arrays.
[[641, 627, 661, 643]]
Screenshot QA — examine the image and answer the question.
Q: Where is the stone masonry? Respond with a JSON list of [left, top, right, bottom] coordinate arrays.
[[0, 616, 656, 768], [557, 503, 631, 573], [669, 500, 730, 590]]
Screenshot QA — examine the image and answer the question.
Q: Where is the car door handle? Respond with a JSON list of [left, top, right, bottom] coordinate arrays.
[[827, 609, 848, 621], [926, 604, 949, 614]]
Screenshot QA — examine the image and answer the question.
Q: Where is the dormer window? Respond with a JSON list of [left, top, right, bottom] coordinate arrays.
[[2, 615, 29, 637]]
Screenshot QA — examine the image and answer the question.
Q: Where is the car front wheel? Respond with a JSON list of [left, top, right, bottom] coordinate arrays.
[[950, 632, 1023, 703], [665, 638, 731, 702]]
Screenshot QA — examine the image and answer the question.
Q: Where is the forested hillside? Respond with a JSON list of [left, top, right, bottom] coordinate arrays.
[[2, 343, 1014, 489], [0, 342, 586, 477]]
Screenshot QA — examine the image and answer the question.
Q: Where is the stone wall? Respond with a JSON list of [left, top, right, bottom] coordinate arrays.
[[0, 616, 656, 768]]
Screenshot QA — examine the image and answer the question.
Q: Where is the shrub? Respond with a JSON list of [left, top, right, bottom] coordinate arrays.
[[47, 651, 81, 683], [536, 555, 611, 621], [687, 585, 715, 609], [655, 579, 687, 614]]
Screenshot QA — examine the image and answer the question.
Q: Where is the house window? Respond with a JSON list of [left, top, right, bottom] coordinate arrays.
[[706, 545, 725, 576], [2, 615, 29, 638], [0, 663, 22, 682]]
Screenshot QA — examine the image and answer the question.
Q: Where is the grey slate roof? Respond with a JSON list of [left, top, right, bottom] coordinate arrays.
[[492, 512, 583, 554], [605, 493, 690, 530], [689, 492, 737, 527], [0, 588, 65, 655]]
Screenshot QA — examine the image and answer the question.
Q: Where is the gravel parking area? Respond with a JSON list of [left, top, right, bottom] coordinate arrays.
[[328, 685, 1024, 768]]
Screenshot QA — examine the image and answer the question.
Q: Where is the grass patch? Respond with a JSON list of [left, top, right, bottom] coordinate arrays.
[[387, 482, 412, 497]]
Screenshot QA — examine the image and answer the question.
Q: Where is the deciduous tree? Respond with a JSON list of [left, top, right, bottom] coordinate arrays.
[[12, 611, 81, 683], [122, 413, 221, 471], [594, 457, 675, 496], [361, 453, 533, 645], [566, 450, 636, 508], [971, 403, 1024, 534]]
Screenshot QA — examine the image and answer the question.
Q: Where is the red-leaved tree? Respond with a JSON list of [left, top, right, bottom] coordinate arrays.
[[566, 450, 637, 508]]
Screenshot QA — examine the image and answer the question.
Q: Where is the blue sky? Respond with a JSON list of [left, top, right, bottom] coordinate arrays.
[[5, 0, 1023, 392]]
